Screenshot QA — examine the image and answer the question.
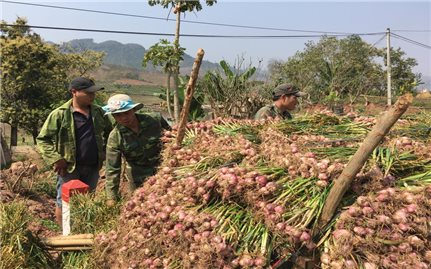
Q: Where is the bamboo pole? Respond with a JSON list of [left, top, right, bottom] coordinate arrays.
[[175, 48, 205, 145], [318, 93, 413, 228]]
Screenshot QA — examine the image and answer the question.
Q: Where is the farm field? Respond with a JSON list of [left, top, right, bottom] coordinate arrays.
[[2, 4, 430, 268]]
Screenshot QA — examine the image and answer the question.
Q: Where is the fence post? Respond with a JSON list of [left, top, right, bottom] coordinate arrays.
[[61, 180, 89, 236]]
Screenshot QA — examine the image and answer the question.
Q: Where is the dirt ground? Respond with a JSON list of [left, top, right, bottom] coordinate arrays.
[[11, 145, 45, 167], [0, 166, 58, 238]]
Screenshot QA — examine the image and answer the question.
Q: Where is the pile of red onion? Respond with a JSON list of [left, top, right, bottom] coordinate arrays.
[[322, 186, 431, 269], [93, 115, 430, 268]]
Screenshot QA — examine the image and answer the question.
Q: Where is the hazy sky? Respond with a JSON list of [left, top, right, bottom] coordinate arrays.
[[1, 0, 430, 78]]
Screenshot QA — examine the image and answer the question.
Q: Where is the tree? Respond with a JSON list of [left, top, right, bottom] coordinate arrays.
[[143, 39, 185, 120], [148, 0, 216, 123], [60, 44, 106, 79], [268, 35, 419, 106], [0, 18, 104, 145], [1, 18, 63, 145], [380, 47, 421, 95]]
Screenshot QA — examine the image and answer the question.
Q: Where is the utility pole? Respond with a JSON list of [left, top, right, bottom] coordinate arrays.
[[386, 28, 392, 106]]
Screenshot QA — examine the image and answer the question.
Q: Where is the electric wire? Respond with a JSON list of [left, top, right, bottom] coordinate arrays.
[[1, 0, 366, 35], [2, 1, 429, 49], [391, 33, 431, 50], [392, 30, 431, 33], [372, 34, 387, 47], [3, 24, 385, 39]]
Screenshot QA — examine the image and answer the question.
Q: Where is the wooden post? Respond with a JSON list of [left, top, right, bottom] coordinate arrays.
[[318, 94, 413, 228], [175, 48, 205, 145]]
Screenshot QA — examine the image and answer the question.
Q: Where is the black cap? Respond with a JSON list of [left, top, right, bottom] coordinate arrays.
[[272, 83, 305, 98], [69, 77, 104, 93]]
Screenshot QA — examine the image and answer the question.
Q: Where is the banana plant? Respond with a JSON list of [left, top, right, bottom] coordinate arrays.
[[202, 60, 257, 118]]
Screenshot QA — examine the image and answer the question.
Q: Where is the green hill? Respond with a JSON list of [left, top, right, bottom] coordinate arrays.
[[60, 38, 219, 73]]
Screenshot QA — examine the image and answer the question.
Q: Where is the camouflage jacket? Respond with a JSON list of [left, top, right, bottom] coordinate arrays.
[[36, 99, 112, 173], [105, 113, 170, 199], [254, 104, 292, 120]]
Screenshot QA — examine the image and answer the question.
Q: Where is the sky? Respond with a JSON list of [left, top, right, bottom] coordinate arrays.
[[1, 0, 431, 84]]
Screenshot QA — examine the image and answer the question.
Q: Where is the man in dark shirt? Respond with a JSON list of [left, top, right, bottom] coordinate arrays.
[[74, 111, 99, 166], [37, 77, 112, 224]]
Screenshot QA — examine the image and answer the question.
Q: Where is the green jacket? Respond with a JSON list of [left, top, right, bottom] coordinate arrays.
[[36, 99, 112, 173], [254, 104, 292, 120], [105, 113, 169, 199]]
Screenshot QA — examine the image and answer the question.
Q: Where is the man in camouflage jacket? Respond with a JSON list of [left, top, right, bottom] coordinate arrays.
[[102, 94, 170, 202], [254, 83, 305, 120], [37, 77, 112, 224]]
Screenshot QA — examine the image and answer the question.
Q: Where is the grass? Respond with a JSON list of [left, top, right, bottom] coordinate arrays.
[[39, 219, 61, 232], [56, 192, 123, 269], [0, 184, 123, 269], [11, 153, 29, 162], [352, 95, 431, 115], [103, 84, 164, 108], [60, 251, 93, 269], [32, 179, 57, 199], [69, 192, 122, 235], [104, 84, 162, 96], [0, 201, 53, 269], [0, 169, 120, 268]]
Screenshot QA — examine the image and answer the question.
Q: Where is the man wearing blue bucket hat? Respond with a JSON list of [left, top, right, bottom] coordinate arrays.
[[102, 94, 170, 205]]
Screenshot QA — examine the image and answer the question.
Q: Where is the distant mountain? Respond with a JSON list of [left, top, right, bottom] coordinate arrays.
[[59, 38, 219, 73], [420, 75, 431, 91]]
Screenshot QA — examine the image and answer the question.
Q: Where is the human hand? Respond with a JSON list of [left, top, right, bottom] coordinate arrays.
[[53, 159, 67, 177], [106, 199, 116, 207]]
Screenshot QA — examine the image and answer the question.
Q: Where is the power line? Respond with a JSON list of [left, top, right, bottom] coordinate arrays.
[[3, 24, 386, 39], [392, 30, 431, 33], [3, 0, 359, 35], [391, 33, 431, 50], [372, 34, 386, 47]]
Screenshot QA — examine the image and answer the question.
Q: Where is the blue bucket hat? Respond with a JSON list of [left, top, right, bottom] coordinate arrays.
[[102, 94, 143, 115]]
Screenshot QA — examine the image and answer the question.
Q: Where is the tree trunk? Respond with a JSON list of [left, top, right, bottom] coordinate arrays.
[[166, 72, 173, 120], [317, 94, 413, 229], [173, 4, 182, 123], [32, 126, 38, 145], [10, 125, 18, 147], [173, 71, 180, 124]]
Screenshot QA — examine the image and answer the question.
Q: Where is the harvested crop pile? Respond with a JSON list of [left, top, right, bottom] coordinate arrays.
[[321, 186, 431, 269], [94, 113, 430, 269]]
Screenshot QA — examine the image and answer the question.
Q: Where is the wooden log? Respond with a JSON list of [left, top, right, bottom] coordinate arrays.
[[45, 246, 92, 251], [318, 93, 413, 228], [175, 48, 205, 146], [41, 238, 93, 247], [46, 233, 93, 241]]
